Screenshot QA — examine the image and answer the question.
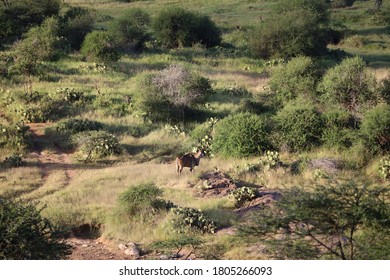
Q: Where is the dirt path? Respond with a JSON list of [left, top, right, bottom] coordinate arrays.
[[26, 123, 135, 259], [27, 123, 76, 195]]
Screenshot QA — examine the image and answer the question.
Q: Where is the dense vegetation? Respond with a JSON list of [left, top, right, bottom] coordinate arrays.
[[0, 0, 389, 260], [0, 198, 70, 259]]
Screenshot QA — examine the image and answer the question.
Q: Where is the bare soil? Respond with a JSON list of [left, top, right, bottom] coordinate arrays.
[[66, 237, 133, 260]]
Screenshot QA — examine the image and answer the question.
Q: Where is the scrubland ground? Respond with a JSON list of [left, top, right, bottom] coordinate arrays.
[[0, 0, 389, 260]]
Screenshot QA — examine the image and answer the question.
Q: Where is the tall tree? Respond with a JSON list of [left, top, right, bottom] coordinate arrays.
[[239, 181, 390, 260]]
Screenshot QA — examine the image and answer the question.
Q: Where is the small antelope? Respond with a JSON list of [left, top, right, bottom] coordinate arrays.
[[176, 150, 205, 176]]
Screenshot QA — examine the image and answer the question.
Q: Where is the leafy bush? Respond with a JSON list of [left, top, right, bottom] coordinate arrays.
[[229, 186, 259, 208], [108, 8, 150, 53], [12, 17, 62, 75], [73, 130, 122, 160], [269, 56, 317, 105], [0, 122, 31, 150], [56, 119, 103, 134], [0, 0, 61, 41], [152, 7, 221, 49], [119, 183, 173, 216], [3, 154, 23, 168], [16, 95, 69, 122], [213, 112, 268, 158], [378, 156, 390, 180], [191, 13, 222, 48], [360, 103, 390, 153], [321, 108, 355, 149], [136, 64, 212, 123], [0, 198, 70, 259], [59, 7, 95, 51], [319, 56, 377, 121], [273, 101, 324, 152], [249, 0, 331, 58], [80, 31, 120, 63], [171, 207, 219, 234]]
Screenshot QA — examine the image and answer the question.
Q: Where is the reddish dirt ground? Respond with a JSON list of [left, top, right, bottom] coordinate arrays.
[[66, 238, 133, 260]]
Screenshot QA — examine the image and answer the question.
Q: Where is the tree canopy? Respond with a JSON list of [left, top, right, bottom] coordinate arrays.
[[240, 181, 390, 260]]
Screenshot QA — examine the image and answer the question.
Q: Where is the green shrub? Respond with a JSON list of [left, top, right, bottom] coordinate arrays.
[[12, 17, 63, 75], [171, 207, 219, 234], [0, 198, 70, 259], [321, 108, 355, 149], [152, 7, 221, 49], [319, 56, 377, 122], [213, 112, 268, 158], [0, 0, 61, 41], [80, 31, 120, 63], [108, 8, 150, 53], [269, 56, 317, 105], [360, 103, 390, 153], [73, 130, 122, 160], [3, 154, 23, 168], [273, 101, 324, 152], [229, 186, 259, 208], [378, 156, 390, 180], [16, 95, 69, 122], [249, 0, 331, 58], [118, 183, 173, 216], [0, 122, 31, 150], [59, 7, 95, 50], [56, 119, 103, 134], [191, 13, 222, 48]]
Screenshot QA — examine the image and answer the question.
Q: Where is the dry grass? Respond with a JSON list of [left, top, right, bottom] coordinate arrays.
[[0, 165, 42, 198]]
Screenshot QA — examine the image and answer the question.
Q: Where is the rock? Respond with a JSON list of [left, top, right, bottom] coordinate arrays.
[[118, 244, 127, 250], [195, 171, 237, 198], [307, 158, 340, 173], [124, 242, 140, 258], [159, 255, 169, 260]]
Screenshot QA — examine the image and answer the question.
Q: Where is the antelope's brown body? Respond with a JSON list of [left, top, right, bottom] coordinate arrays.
[[176, 150, 205, 175]]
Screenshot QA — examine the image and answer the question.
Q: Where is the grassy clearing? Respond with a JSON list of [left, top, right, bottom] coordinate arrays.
[[0, 165, 42, 198], [64, 0, 276, 30]]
